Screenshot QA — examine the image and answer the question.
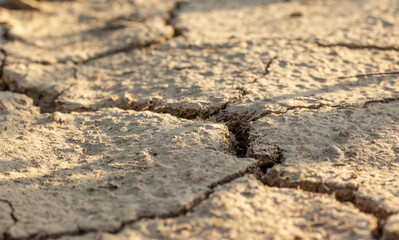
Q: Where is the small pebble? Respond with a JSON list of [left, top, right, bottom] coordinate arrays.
[[52, 111, 64, 122], [328, 145, 343, 157], [109, 95, 118, 101], [123, 93, 134, 105]]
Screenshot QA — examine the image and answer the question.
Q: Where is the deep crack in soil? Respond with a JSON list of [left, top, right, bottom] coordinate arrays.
[[0, 49, 8, 91]]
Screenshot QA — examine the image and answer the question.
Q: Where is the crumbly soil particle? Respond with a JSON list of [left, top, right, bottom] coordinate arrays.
[[249, 101, 399, 219]]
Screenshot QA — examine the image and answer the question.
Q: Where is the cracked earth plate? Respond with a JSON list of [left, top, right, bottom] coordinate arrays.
[[94, 176, 377, 240], [249, 101, 399, 220], [0, 0, 175, 63], [174, 0, 399, 49], [0, 92, 255, 239]]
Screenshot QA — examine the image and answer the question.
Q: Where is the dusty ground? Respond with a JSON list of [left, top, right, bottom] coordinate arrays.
[[0, 0, 398, 239]]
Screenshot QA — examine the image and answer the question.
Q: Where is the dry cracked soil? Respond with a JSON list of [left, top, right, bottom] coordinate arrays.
[[0, 0, 398, 239]]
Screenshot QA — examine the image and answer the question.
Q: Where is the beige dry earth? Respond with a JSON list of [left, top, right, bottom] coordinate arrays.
[[0, 0, 398, 239]]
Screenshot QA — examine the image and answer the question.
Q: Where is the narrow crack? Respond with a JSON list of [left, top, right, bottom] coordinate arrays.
[[0, 199, 18, 223], [253, 103, 329, 123], [77, 37, 170, 65], [251, 56, 277, 83], [314, 41, 399, 51], [253, 37, 399, 52], [326, 70, 399, 81], [361, 97, 399, 108], [0, 198, 18, 240], [0, 32, 170, 66], [251, 97, 399, 124], [263, 57, 276, 76], [150, 35, 399, 52]]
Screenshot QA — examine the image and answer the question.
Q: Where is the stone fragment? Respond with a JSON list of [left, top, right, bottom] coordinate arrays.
[[51, 111, 64, 123], [0, 0, 175, 63], [0, 92, 255, 239], [102, 176, 377, 240], [249, 101, 399, 219], [174, 0, 399, 48]]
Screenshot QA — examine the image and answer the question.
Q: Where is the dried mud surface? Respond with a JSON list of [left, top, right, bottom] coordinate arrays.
[[0, 0, 398, 239]]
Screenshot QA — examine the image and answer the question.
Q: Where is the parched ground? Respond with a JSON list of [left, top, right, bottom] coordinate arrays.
[[0, 0, 398, 239]]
